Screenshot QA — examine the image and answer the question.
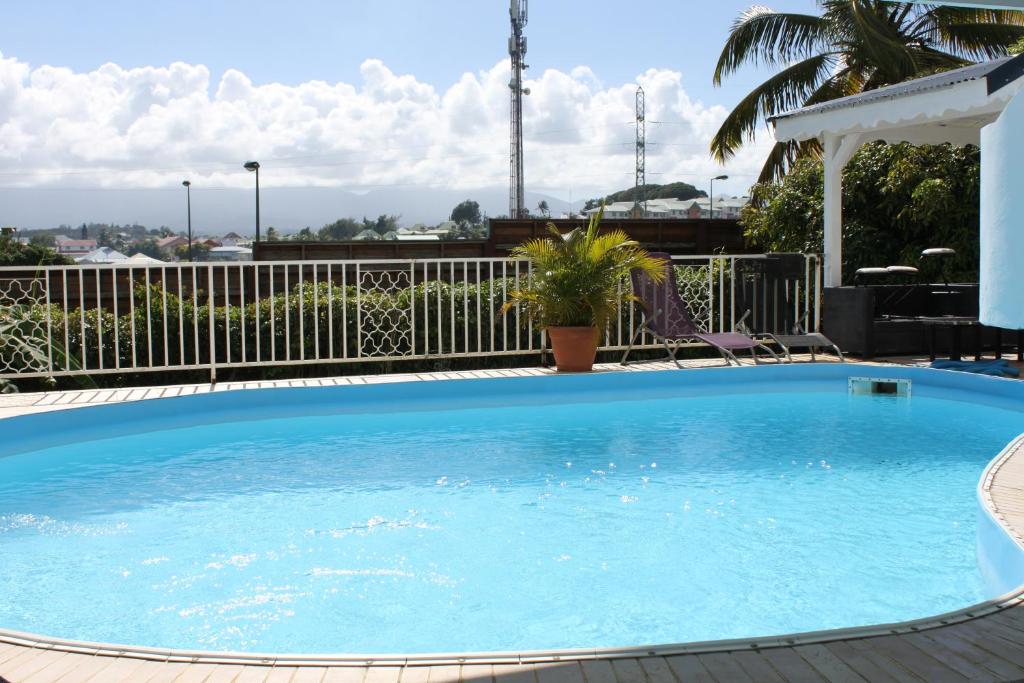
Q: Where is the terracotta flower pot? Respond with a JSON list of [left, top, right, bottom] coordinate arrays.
[[547, 326, 600, 372]]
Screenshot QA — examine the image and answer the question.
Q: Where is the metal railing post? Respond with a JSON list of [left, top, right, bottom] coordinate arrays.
[[208, 265, 216, 384]]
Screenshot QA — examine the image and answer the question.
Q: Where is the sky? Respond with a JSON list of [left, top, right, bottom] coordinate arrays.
[[0, 0, 818, 228]]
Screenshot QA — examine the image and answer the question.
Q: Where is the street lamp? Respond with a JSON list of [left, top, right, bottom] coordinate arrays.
[[710, 174, 728, 219], [244, 161, 261, 243], [182, 180, 192, 261]]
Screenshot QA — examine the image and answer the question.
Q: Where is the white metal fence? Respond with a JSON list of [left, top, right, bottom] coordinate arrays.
[[0, 254, 820, 382]]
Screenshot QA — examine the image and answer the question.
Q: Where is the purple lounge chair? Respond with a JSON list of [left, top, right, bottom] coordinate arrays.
[[621, 253, 781, 367]]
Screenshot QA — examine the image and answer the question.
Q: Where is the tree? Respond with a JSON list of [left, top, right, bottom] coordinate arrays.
[[450, 200, 482, 226], [0, 234, 70, 266], [293, 227, 317, 241], [712, 2, 1024, 181], [741, 142, 981, 283], [447, 220, 487, 240], [132, 238, 164, 260], [266, 226, 280, 241], [174, 242, 209, 261], [318, 218, 362, 240], [536, 200, 550, 217], [362, 215, 400, 236], [28, 234, 55, 248], [582, 182, 705, 211]]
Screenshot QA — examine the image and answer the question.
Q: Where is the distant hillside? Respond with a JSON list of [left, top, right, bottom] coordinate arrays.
[[583, 182, 706, 211]]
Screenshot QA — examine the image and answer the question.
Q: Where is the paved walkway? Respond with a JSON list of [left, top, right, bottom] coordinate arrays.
[[4, 357, 1024, 682]]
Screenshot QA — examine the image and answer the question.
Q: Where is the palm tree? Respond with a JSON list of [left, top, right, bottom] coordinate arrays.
[[711, 1, 1024, 182], [502, 208, 665, 330]]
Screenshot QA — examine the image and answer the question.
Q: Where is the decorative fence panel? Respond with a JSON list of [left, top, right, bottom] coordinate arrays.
[[0, 254, 820, 382]]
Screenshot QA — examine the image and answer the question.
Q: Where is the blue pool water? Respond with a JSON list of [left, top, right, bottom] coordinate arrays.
[[2, 374, 1024, 654]]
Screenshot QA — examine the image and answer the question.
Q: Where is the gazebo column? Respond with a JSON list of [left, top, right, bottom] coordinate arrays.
[[822, 132, 865, 287]]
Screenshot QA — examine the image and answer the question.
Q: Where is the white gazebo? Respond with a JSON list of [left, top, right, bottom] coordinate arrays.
[[770, 54, 1024, 329]]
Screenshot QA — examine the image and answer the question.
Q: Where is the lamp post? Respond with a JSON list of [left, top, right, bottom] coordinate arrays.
[[710, 174, 728, 219], [244, 161, 261, 243], [182, 180, 192, 261]]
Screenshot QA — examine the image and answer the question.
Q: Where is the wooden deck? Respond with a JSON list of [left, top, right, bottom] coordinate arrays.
[[3, 358, 1024, 682]]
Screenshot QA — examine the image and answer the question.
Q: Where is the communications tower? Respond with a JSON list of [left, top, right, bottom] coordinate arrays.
[[509, 0, 529, 218]]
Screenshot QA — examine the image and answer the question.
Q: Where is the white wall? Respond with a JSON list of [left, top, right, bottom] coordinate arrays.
[[980, 90, 1024, 329]]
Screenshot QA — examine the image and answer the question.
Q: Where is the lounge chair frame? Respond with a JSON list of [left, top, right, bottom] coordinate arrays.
[[739, 308, 845, 362], [621, 254, 782, 368]]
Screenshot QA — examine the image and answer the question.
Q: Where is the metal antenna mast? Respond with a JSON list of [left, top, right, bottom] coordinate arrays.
[[509, 0, 528, 218], [633, 85, 646, 218]]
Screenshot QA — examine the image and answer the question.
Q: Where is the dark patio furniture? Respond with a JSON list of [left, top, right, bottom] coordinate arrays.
[[621, 253, 781, 367]]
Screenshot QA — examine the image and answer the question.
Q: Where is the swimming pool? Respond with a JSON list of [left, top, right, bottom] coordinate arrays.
[[2, 364, 1024, 656]]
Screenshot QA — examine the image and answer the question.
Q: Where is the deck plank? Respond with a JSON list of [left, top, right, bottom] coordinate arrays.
[[911, 627, 1024, 681], [322, 667, 369, 683], [822, 641, 916, 683], [490, 663, 535, 683], [534, 661, 584, 683], [362, 666, 402, 683], [398, 667, 431, 683], [1, 649, 67, 682], [636, 657, 677, 683], [22, 653, 91, 683], [755, 647, 826, 682], [953, 621, 1024, 669], [171, 662, 223, 683], [903, 632, 1004, 682], [47, 654, 117, 683], [204, 663, 252, 683], [852, 636, 968, 682], [266, 666, 304, 682], [609, 659, 648, 683], [731, 650, 788, 682], [95, 656, 160, 682], [461, 664, 496, 683], [578, 660, 616, 683], [426, 664, 463, 682], [791, 644, 867, 683], [0, 647, 53, 676], [137, 660, 193, 683], [291, 667, 329, 683], [0, 645, 43, 668], [959, 614, 1024, 651], [695, 652, 755, 682], [232, 665, 275, 683], [664, 655, 715, 683]]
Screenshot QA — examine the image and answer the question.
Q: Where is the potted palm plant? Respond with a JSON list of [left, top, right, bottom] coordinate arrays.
[[503, 208, 666, 372]]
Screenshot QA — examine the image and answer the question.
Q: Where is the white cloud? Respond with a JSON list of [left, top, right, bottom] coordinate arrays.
[[0, 52, 772, 197]]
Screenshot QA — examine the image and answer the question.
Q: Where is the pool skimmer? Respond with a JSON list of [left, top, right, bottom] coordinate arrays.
[[848, 376, 912, 397]]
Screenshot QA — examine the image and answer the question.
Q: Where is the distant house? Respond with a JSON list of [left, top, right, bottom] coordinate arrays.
[[76, 247, 128, 264], [55, 237, 97, 255], [156, 235, 189, 253], [206, 246, 252, 262], [396, 233, 440, 241], [195, 238, 222, 248], [127, 253, 164, 264], [584, 196, 750, 220], [353, 229, 382, 241], [220, 232, 246, 247]]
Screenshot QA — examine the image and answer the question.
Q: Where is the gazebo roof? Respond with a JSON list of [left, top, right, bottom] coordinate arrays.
[[771, 54, 1024, 146]]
